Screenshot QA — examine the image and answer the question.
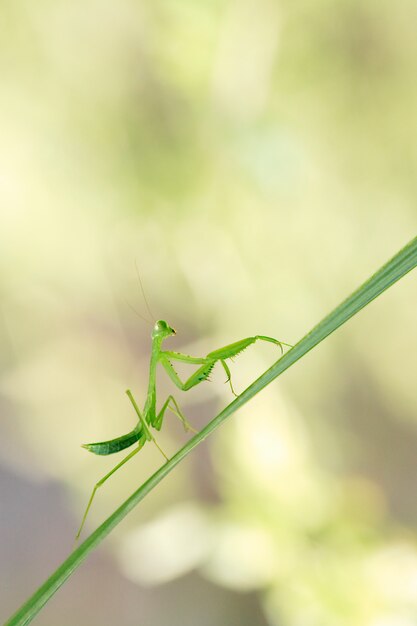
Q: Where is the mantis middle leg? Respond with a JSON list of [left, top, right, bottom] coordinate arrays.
[[126, 390, 169, 461], [153, 394, 198, 433]]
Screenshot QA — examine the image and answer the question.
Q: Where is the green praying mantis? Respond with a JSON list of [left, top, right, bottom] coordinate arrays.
[[77, 317, 292, 539]]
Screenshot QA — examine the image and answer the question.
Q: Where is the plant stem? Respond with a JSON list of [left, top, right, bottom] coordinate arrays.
[[5, 235, 417, 626]]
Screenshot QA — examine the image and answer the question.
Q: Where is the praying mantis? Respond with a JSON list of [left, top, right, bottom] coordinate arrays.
[[76, 319, 291, 539]]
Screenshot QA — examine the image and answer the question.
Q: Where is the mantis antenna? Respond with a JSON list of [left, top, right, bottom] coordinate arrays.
[[135, 260, 155, 323], [125, 300, 153, 325]]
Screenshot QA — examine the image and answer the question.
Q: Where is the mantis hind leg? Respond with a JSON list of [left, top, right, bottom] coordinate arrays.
[[76, 439, 146, 540], [76, 390, 170, 541], [154, 395, 197, 434]]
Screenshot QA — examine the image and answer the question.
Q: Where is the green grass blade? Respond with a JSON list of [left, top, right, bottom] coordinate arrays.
[[5, 236, 417, 626]]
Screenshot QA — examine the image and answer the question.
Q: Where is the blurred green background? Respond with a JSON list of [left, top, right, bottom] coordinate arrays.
[[1, 1, 417, 625]]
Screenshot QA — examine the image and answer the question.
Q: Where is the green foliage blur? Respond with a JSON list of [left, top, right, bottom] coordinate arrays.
[[1, 1, 417, 625]]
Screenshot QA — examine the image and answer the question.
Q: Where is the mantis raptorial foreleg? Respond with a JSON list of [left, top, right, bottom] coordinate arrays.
[[161, 333, 287, 397], [219, 359, 237, 396], [159, 354, 215, 391]]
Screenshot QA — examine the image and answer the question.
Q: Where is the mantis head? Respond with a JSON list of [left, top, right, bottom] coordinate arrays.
[[153, 319, 176, 339]]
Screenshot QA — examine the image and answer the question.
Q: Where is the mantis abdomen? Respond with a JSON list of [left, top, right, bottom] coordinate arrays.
[[82, 428, 142, 455]]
